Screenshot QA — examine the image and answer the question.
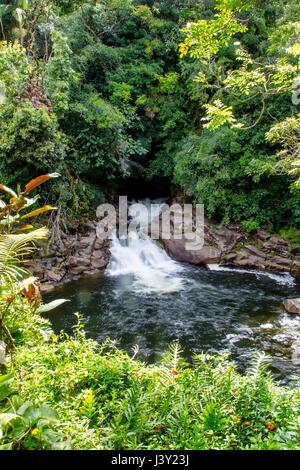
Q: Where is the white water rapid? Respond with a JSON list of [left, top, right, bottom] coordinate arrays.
[[106, 199, 296, 293], [106, 199, 185, 294], [207, 264, 296, 287]]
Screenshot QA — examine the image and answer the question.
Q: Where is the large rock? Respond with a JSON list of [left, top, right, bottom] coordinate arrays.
[[235, 249, 250, 260], [40, 282, 55, 294], [257, 229, 271, 241], [262, 241, 274, 252], [270, 236, 288, 246], [91, 251, 108, 269], [291, 261, 300, 274], [68, 256, 90, 268], [45, 269, 65, 282], [69, 266, 86, 276], [206, 227, 236, 252], [282, 299, 300, 314], [271, 256, 292, 267], [163, 238, 221, 265], [244, 245, 266, 259], [266, 261, 286, 271], [24, 260, 45, 278], [234, 255, 266, 269], [224, 252, 237, 262]]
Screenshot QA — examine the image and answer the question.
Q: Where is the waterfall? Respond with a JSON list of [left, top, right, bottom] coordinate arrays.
[[106, 199, 185, 294]]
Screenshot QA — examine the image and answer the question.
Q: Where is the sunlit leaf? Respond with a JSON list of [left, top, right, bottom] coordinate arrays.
[[24, 173, 60, 195], [19, 225, 34, 230], [20, 206, 57, 219], [36, 299, 70, 314], [0, 184, 17, 199]]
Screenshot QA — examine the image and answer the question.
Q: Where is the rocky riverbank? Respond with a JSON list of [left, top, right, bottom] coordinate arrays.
[[161, 218, 300, 275], [25, 221, 110, 293], [25, 203, 300, 294], [152, 201, 300, 276]]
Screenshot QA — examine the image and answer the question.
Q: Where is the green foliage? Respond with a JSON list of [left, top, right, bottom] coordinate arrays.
[[202, 99, 241, 130], [0, 174, 64, 358], [0, 0, 299, 227], [241, 217, 261, 233], [278, 226, 300, 246], [1, 306, 299, 450], [158, 72, 180, 93], [0, 41, 66, 192], [0, 371, 68, 449], [179, 0, 252, 59], [173, 127, 300, 227], [45, 30, 78, 117], [179, 0, 300, 193], [266, 114, 300, 186]]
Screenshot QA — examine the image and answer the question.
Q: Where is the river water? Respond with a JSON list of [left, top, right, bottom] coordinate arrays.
[[45, 200, 300, 384]]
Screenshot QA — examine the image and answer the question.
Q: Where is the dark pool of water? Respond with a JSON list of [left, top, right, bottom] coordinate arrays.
[[45, 265, 300, 384]]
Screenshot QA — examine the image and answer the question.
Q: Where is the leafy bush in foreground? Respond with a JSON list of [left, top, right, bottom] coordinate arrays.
[[1, 304, 299, 450]]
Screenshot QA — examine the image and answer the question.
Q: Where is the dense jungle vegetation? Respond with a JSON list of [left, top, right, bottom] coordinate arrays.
[[0, 0, 300, 451], [0, 0, 299, 228]]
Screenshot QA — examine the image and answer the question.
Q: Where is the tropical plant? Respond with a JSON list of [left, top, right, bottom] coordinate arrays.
[[0, 372, 68, 449], [0, 173, 68, 359]]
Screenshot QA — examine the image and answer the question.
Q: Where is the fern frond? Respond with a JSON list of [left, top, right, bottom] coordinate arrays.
[[0, 227, 48, 286], [247, 351, 271, 378], [160, 343, 188, 375]]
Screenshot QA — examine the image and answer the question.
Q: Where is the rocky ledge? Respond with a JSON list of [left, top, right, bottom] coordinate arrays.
[[25, 204, 300, 294], [157, 205, 300, 277], [24, 221, 110, 293], [282, 299, 300, 314]]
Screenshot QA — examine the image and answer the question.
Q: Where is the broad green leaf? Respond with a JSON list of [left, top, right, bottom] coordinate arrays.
[[0, 372, 14, 390], [0, 442, 13, 450], [0, 413, 20, 426]]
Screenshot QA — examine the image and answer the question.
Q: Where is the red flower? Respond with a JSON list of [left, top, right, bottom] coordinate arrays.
[[171, 369, 179, 376], [5, 297, 12, 304], [155, 425, 162, 432], [266, 422, 276, 431]]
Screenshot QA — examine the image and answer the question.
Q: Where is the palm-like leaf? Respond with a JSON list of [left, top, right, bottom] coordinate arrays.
[[0, 227, 48, 286]]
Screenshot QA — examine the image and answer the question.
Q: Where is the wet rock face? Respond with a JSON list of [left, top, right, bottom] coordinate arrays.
[[163, 238, 221, 265], [25, 221, 110, 292], [158, 200, 300, 275], [26, 201, 299, 292], [282, 299, 300, 314]]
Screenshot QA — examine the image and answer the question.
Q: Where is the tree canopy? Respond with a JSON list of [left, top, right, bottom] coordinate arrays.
[[0, 0, 299, 228]]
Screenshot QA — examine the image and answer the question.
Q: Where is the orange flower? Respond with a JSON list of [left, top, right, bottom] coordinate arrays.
[[245, 421, 251, 425], [5, 297, 12, 304], [236, 417, 241, 425], [232, 389, 238, 396], [106, 361, 110, 367], [266, 422, 276, 431], [171, 369, 179, 376], [155, 425, 162, 432]]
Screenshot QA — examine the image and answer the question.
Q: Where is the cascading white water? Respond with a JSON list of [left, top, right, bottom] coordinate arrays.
[[207, 264, 296, 287], [106, 199, 184, 294]]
